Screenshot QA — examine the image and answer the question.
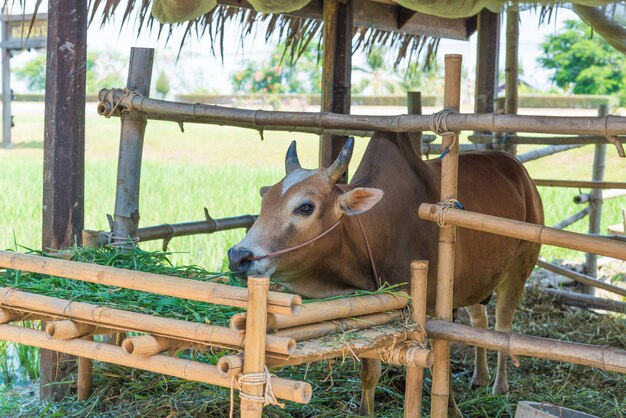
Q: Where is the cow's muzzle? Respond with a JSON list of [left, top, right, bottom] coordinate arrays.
[[227, 247, 254, 273]]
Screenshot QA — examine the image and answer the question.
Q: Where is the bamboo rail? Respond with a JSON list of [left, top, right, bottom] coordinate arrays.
[[229, 292, 408, 332], [534, 180, 626, 189], [552, 206, 590, 230], [0, 288, 295, 355], [97, 89, 626, 138], [469, 133, 626, 145], [418, 204, 626, 260], [425, 319, 626, 374], [536, 260, 626, 298], [544, 288, 626, 314], [516, 144, 584, 163], [0, 251, 301, 316], [0, 323, 312, 404]]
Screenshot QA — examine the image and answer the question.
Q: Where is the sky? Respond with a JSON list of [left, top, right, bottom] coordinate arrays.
[[6, 2, 582, 95]]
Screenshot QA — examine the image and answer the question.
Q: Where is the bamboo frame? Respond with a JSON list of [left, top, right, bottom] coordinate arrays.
[[0, 251, 302, 316], [0, 288, 295, 355], [431, 54, 462, 418], [536, 260, 626, 298], [0, 323, 312, 404], [404, 260, 428, 418], [229, 292, 408, 332], [544, 288, 626, 314], [97, 88, 626, 138], [425, 319, 626, 374], [534, 180, 626, 189], [240, 276, 269, 417], [418, 203, 626, 260]]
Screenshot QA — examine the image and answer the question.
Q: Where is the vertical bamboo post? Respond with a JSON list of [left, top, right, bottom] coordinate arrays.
[[407, 91, 423, 156], [404, 260, 428, 418], [2, 18, 11, 149], [111, 47, 154, 247], [584, 104, 608, 293], [240, 276, 270, 417], [503, 9, 519, 154], [431, 54, 462, 418], [77, 336, 93, 401]]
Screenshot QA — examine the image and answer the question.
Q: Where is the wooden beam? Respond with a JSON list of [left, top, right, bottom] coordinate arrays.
[[41, 0, 87, 401], [319, 0, 352, 178]]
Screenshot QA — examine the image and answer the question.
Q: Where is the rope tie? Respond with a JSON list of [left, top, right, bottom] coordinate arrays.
[[104, 88, 141, 118], [229, 367, 284, 418], [429, 108, 458, 136], [435, 199, 465, 228]]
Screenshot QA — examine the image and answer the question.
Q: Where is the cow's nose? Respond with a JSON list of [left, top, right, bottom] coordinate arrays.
[[228, 247, 254, 272]]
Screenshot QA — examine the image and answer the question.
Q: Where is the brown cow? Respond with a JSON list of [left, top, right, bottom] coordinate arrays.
[[228, 132, 544, 417]]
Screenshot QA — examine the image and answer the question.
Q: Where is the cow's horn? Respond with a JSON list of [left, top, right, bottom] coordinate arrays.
[[327, 137, 354, 183], [285, 140, 302, 174]]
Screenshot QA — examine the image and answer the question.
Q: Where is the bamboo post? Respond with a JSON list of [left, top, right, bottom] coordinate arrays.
[[431, 54, 462, 418], [407, 91, 423, 156], [111, 47, 154, 247], [584, 104, 609, 294], [77, 336, 92, 401], [536, 260, 626, 298], [405, 260, 428, 418], [418, 203, 626, 260], [240, 276, 270, 417], [503, 9, 519, 154]]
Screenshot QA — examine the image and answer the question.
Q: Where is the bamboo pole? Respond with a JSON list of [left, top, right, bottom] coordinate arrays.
[[272, 311, 403, 341], [77, 336, 92, 401], [407, 91, 423, 156], [469, 133, 625, 145], [0, 323, 312, 404], [574, 189, 626, 204], [534, 180, 626, 189], [45, 320, 96, 339], [552, 206, 590, 230], [0, 251, 302, 316], [217, 353, 244, 378], [240, 276, 270, 417], [122, 335, 190, 356], [422, 143, 482, 156], [418, 204, 626, 260], [97, 89, 626, 137], [229, 292, 408, 332], [0, 288, 295, 355], [404, 260, 428, 418], [431, 54, 462, 418], [536, 260, 626, 298], [424, 319, 626, 374], [543, 288, 626, 314], [516, 144, 584, 163], [503, 9, 519, 154]]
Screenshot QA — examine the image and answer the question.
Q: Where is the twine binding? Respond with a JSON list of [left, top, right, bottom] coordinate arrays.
[[230, 366, 284, 418], [435, 199, 465, 228]]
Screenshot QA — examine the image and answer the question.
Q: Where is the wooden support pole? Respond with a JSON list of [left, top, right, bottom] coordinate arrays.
[[320, 0, 352, 180], [404, 260, 428, 418], [537, 260, 626, 298], [111, 47, 154, 246], [240, 276, 270, 417], [584, 104, 609, 293], [2, 19, 10, 149], [41, 0, 88, 400], [418, 204, 626, 260], [502, 9, 519, 154], [474, 9, 499, 149], [77, 336, 92, 401], [407, 91, 423, 156], [431, 54, 462, 418]]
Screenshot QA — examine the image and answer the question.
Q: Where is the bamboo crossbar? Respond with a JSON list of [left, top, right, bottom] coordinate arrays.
[[0, 324, 312, 404], [418, 203, 626, 260], [230, 292, 409, 332], [469, 133, 626, 145], [0, 251, 301, 316], [534, 180, 626, 189], [98, 89, 626, 137], [424, 319, 626, 374], [574, 189, 626, 204], [0, 288, 295, 355], [536, 260, 626, 298], [544, 288, 626, 314], [516, 144, 584, 163], [122, 335, 191, 356]]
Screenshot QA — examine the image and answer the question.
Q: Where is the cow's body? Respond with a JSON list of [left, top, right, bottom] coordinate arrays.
[[228, 131, 544, 416]]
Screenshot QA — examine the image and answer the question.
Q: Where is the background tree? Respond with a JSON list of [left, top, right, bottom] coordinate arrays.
[[156, 71, 170, 98], [15, 54, 46, 92], [538, 20, 626, 103]]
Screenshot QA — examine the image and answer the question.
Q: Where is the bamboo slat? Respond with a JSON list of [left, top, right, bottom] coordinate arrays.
[[0, 288, 295, 355], [230, 292, 408, 332], [0, 324, 312, 404], [534, 180, 626, 189], [418, 204, 626, 260], [0, 251, 301, 316], [536, 260, 626, 298], [97, 88, 626, 137], [544, 288, 626, 314], [424, 319, 626, 374]]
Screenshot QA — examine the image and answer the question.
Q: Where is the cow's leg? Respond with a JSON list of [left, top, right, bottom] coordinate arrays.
[[358, 358, 381, 417], [465, 304, 490, 387]]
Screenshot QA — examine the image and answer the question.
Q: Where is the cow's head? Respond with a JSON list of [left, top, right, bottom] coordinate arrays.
[[227, 138, 383, 294]]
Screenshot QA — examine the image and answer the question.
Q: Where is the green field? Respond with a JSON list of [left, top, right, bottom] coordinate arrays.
[[2, 102, 625, 267]]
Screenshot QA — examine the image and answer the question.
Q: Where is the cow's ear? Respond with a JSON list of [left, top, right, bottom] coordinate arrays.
[[260, 186, 271, 197], [338, 187, 383, 215]]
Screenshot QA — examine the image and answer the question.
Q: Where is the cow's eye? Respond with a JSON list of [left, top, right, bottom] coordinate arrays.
[[294, 203, 315, 216]]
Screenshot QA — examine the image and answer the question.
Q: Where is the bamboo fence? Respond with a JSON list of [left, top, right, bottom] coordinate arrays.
[[536, 260, 626, 298]]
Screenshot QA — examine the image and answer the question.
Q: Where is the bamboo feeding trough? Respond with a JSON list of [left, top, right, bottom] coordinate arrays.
[[0, 251, 301, 316]]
